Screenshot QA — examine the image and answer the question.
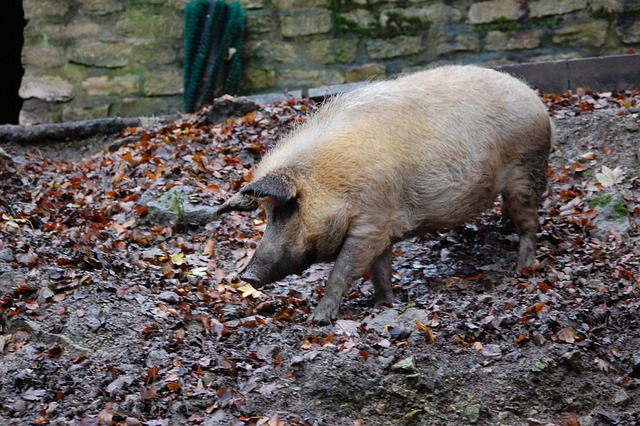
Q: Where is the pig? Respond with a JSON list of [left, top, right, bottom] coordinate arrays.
[[215, 65, 552, 323]]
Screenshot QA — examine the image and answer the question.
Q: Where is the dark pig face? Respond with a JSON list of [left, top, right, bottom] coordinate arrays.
[[216, 172, 316, 287]]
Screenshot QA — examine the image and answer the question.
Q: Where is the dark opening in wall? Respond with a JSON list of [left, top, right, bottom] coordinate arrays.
[[0, 1, 25, 124]]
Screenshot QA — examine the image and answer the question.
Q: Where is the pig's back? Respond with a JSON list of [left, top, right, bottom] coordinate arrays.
[[257, 66, 550, 226]]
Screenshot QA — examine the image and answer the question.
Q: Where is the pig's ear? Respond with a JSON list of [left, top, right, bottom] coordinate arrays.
[[215, 192, 259, 215], [240, 173, 297, 203]]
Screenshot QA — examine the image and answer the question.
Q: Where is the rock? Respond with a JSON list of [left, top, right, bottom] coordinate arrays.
[[146, 349, 171, 368], [529, 0, 587, 18], [82, 75, 140, 96], [19, 76, 74, 102], [552, 21, 609, 48], [485, 29, 544, 51], [308, 38, 358, 64], [69, 42, 133, 68], [613, 389, 630, 407], [142, 70, 183, 96], [481, 344, 502, 360], [145, 186, 218, 227], [392, 356, 417, 373], [345, 63, 386, 83], [280, 8, 332, 37], [561, 350, 584, 372], [366, 36, 425, 59], [332, 320, 361, 336], [468, 0, 524, 24], [158, 291, 180, 305], [205, 97, 258, 124], [463, 404, 481, 423]]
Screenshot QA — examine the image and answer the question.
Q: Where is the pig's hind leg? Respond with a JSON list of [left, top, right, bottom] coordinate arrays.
[[501, 153, 548, 271]]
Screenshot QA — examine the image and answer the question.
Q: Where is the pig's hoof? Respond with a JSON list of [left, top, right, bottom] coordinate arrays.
[[307, 308, 336, 325]]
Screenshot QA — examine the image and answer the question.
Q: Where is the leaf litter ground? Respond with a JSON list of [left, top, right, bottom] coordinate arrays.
[[0, 89, 639, 426]]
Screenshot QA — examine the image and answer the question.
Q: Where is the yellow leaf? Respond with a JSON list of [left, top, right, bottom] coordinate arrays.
[[237, 284, 264, 299], [170, 252, 185, 266]]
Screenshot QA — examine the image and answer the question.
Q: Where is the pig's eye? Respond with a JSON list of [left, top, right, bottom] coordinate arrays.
[[272, 198, 298, 221]]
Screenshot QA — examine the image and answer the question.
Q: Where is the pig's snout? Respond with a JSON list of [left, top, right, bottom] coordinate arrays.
[[240, 271, 264, 288]]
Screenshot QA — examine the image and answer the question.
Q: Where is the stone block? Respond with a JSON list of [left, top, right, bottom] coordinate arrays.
[[244, 40, 297, 63], [19, 75, 74, 102], [468, 0, 524, 24], [589, 0, 624, 13], [345, 63, 386, 83], [79, 0, 125, 15], [244, 67, 276, 90], [272, 0, 328, 8], [553, 21, 608, 47], [238, 0, 268, 9], [22, 46, 66, 68], [366, 35, 425, 59], [279, 69, 344, 89], [116, 6, 183, 39], [616, 18, 640, 44], [62, 104, 111, 122], [430, 25, 480, 55], [19, 98, 54, 125], [82, 75, 140, 96], [23, 0, 69, 19], [280, 8, 332, 37], [246, 10, 276, 34], [381, 4, 463, 27], [485, 29, 544, 51], [338, 9, 375, 30], [308, 38, 359, 64], [529, 0, 588, 18], [69, 42, 133, 68], [143, 70, 183, 96], [131, 41, 179, 66]]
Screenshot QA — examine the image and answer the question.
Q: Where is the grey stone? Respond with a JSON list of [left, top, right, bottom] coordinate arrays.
[[21, 46, 66, 68], [115, 7, 183, 39], [82, 75, 140, 96], [589, 191, 630, 237], [468, 0, 524, 24], [366, 35, 425, 59], [339, 9, 375, 29], [430, 25, 480, 55], [485, 29, 544, 51], [69, 42, 133, 68], [243, 67, 276, 91], [590, 0, 624, 13], [245, 10, 276, 34], [308, 38, 359, 64], [130, 41, 179, 66], [613, 389, 630, 407], [62, 104, 111, 122], [19, 75, 74, 102], [279, 69, 344, 89], [280, 8, 332, 37], [143, 70, 183, 96], [345, 63, 386, 83], [529, 0, 588, 18], [23, 0, 69, 19], [272, 0, 328, 8], [145, 186, 218, 227], [553, 21, 609, 47], [244, 40, 297, 63], [79, 0, 125, 15], [391, 356, 417, 373], [238, 0, 268, 9], [616, 18, 640, 44], [332, 320, 361, 336], [481, 344, 502, 360], [158, 291, 181, 304], [381, 5, 463, 27]]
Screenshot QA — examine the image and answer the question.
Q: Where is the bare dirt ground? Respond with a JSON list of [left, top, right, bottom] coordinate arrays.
[[0, 90, 639, 426]]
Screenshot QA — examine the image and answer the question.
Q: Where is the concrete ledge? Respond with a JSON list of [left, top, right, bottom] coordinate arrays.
[[496, 53, 640, 93]]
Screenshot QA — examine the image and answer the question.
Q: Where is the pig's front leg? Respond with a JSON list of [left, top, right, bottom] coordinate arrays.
[[308, 236, 386, 324], [370, 247, 394, 306]]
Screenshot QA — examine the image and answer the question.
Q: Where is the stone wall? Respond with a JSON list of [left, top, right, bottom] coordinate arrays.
[[20, 0, 640, 124]]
